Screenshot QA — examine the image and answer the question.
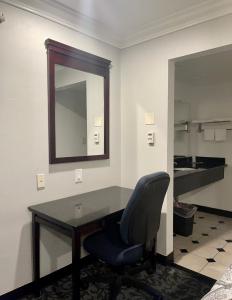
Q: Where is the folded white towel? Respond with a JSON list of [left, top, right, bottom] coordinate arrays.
[[215, 129, 227, 142], [204, 129, 214, 141]]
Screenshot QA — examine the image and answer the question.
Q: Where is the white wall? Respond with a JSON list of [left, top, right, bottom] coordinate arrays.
[[0, 2, 121, 295], [56, 88, 87, 157], [121, 14, 232, 257], [176, 80, 232, 211], [55, 67, 88, 157]]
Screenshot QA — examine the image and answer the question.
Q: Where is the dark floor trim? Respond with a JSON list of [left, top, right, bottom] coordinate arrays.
[[173, 263, 216, 285], [196, 205, 232, 218], [0, 255, 94, 300], [156, 251, 174, 265]]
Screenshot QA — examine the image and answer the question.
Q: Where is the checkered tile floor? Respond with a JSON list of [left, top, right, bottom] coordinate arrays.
[[174, 210, 232, 280]]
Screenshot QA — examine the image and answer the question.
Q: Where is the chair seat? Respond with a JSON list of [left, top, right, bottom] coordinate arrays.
[[83, 224, 143, 266]]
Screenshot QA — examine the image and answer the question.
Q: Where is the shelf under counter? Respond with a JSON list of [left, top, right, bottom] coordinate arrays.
[[174, 165, 226, 197]]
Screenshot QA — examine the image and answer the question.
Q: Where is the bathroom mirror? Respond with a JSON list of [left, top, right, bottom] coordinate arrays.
[[46, 39, 111, 163]]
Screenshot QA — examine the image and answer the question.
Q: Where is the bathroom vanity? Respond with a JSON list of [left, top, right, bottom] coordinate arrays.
[[174, 156, 226, 197]]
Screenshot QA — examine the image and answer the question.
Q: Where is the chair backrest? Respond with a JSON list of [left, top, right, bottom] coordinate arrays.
[[120, 172, 170, 250]]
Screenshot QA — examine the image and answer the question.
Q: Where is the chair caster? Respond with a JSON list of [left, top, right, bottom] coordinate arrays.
[[81, 280, 89, 290], [146, 267, 154, 275], [145, 260, 156, 275]]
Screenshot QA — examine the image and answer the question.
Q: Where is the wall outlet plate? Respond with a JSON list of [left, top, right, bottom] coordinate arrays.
[[147, 132, 155, 145]]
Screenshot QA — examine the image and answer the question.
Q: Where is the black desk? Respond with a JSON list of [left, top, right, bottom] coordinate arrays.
[[28, 186, 132, 300]]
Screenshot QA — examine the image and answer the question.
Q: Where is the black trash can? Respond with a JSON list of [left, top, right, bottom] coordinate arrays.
[[174, 202, 197, 237]]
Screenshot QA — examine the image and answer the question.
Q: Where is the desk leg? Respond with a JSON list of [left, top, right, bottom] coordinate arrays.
[[32, 213, 40, 295], [72, 229, 81, 300]]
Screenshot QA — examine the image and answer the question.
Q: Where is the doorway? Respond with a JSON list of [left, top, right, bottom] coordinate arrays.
[[170, 46, 232, 280]]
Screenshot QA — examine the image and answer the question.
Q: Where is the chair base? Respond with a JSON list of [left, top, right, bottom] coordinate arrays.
[[109, 275, 163, 300], [84, 258, 163, 300]]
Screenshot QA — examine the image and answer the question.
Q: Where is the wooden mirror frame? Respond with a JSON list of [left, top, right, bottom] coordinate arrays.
[[45, 39, 111, 164]]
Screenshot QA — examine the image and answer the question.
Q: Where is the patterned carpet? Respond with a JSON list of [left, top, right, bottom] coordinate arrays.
[[20, 262, 214, 300]]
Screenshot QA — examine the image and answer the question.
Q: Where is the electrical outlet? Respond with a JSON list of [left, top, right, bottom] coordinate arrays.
[[147, 132, 155, 145], [75, 169, 82, 183]]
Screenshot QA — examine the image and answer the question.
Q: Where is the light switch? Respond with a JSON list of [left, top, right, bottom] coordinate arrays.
[[144, 112, 155, 125], [94, 116, 103, 127], [36, 174, 45, 189], [75, 169, 82, 183]]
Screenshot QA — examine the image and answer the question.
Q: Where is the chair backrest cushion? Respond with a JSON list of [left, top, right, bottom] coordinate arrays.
[[120, 172, 170, 250]]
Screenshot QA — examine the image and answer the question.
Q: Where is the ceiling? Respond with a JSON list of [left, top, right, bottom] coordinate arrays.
[[175, 48, 232, 85], [3, 0, 232, 48], [54, 0, 204, 37]]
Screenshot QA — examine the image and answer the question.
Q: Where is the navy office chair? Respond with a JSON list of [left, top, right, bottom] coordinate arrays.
[[83, 172, 170, 300]]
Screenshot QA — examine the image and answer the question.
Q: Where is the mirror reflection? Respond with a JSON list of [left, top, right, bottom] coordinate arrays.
[[55, 65, 104, 158]]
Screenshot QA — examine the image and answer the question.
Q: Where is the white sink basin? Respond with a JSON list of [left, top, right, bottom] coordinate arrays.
[[174, 167, 195, 171]]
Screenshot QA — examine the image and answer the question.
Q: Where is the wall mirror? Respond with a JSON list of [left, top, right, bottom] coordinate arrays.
[[46, 39, 111, 163]]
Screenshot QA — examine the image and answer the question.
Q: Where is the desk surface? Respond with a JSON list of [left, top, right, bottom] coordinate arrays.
[[28, 186, 133, 228]]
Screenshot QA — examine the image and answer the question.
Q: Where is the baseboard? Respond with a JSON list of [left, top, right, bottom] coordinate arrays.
[[196, 205, 232, 218], [0, 255, 94, 300], [156, 251, 174, 265]]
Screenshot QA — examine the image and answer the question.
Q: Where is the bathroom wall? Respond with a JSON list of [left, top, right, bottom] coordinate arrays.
[[174, 80, 192, 156], [175, 80, 232, 211], [0, 2, 121, 295]]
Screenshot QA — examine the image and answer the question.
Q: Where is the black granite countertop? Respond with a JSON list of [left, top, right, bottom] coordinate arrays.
[[173, 157, 226, 197], [174, 165, 226, 178], [174, 168, 206, 178]]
